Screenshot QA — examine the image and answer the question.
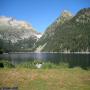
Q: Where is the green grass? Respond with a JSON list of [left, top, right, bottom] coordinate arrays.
[[0, 68, 90, 90], [16, 61, 37, 69], [0, 60, 15, 68], [0, 60, 89, 69], [17, 61, 69, 69], [42, 62, 69, 69]]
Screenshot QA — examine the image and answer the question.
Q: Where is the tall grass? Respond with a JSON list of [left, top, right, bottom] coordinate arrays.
[[17, 60, 69, 69], [17, 61, 37, 69], [41, 62, 69, 69], [0, 60, 90, 70]]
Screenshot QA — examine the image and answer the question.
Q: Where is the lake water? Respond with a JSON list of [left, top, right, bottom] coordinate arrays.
[[0, 52, 90, 68]]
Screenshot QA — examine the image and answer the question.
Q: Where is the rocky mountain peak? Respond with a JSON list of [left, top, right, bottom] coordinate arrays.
[[0, 16, 35, 31], [0, 16, 42, 43], [46, 10, 73, 33], [56, 10, 73, 24], [61, 10, 73, 17]]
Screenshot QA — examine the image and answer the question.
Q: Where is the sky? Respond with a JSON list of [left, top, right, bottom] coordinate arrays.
[[0, 0, 90, 32]]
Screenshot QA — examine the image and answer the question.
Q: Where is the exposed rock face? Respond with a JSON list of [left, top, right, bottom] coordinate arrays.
[[0, 16, 42, 51], [0, 16, 34, 30], [0, 16, 42, 43], [56, 10, 73, 24]]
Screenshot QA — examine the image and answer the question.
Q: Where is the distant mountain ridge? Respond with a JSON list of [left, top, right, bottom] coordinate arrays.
[[0, 16, 42, 52], [35, 8, 90, 52], [0, 16, 35, 30], [0, 16, 42, 42], [0, 8, 90, 52]]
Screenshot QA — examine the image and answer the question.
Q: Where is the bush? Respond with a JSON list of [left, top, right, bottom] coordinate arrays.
[[17, 61, 69, 69], [42, 62, 69, 69], [17, 61, 37, 69], [0, 60, 15, 68], [0, 49, 3, 54], [42, 62, 57, 69], [0, 62, 4, 68], [58, 62, 69, 68]]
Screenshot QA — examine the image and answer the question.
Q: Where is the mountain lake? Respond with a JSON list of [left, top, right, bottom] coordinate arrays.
[[0, 52, 90, 68]]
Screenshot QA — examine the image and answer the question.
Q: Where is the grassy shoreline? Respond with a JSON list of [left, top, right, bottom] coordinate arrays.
[[0, 60, 90, 90], [0, 60, 90, 69]]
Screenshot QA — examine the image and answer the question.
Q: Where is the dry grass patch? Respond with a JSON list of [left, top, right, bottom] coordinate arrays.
[[0, 68, 90, 90]]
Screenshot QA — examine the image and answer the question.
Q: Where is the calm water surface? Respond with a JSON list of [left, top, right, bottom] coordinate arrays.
[[0, 52, 90, 68]]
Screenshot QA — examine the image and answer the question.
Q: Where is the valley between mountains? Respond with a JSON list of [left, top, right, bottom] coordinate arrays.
[[0, 8, 90, 52]]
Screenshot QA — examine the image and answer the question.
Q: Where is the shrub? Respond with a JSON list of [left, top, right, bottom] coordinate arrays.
[[17, 61, 37, 69], [0, 60, 15, 68], [42, 62, 69, 69]]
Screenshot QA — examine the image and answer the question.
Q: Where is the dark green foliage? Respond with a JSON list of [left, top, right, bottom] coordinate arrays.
[[0, 49, 3, 54], [42, 62, 69, 69], [17, 61, 69, 69], [0, 37, 37, 52], [17, 61, 37, 69], [12, 37, 37, 51], [0, 62, 4, 68], [0, 39, 12, 52], [0, 60, 15, 68]]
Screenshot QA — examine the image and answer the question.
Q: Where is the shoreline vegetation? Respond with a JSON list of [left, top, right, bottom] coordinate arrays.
[[2, 51, 90, 54], [0, 60, 90, 70], [0, 60, 90, 90]]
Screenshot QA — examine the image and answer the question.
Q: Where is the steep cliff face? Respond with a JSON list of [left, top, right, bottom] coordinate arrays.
[[0, 16, 42, 51], [35, 8, 90, 52]]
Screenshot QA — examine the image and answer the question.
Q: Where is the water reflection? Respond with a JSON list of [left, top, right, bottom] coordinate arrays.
[[0, 52, 90, 69]]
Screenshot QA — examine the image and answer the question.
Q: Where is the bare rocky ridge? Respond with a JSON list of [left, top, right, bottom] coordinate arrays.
[[0, 16, 42, 52], [0, 16, 42, 43]]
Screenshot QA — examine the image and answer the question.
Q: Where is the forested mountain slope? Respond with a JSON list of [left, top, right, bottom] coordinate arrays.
[[35, 8, 90, 52]]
